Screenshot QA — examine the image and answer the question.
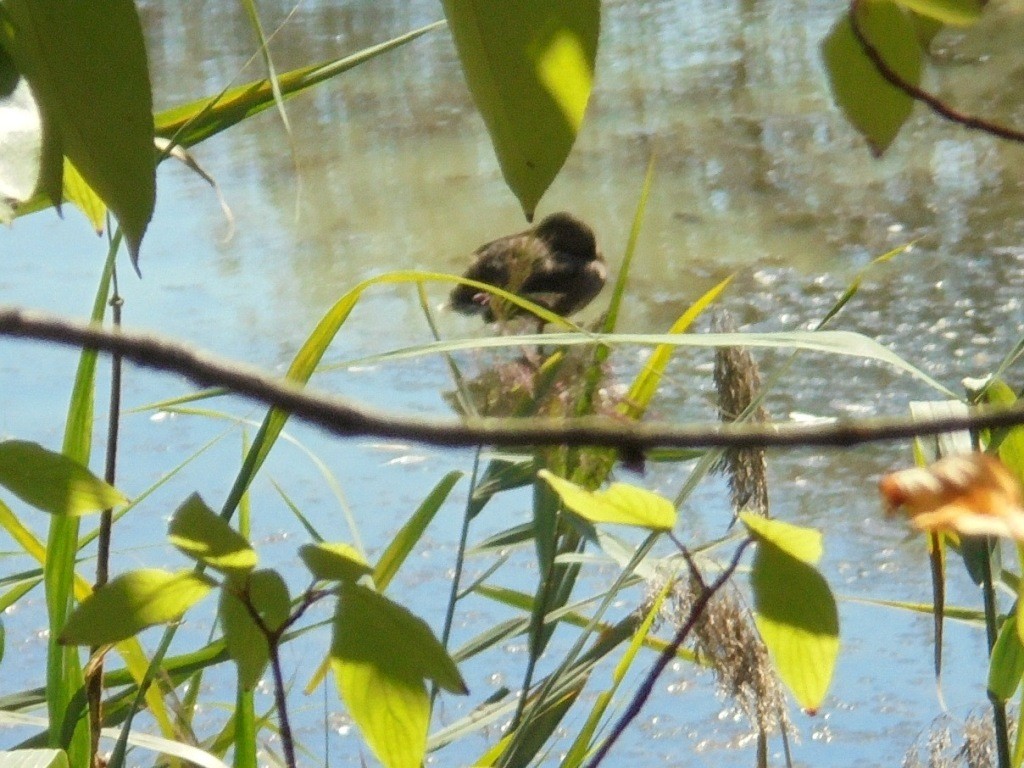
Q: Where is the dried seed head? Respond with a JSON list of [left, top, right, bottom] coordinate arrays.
[[668, 576, 790, 735], [712, 309, 769, 516]]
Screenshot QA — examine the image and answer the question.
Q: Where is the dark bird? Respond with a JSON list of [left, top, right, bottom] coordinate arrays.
[[449, 212, 607, 325]]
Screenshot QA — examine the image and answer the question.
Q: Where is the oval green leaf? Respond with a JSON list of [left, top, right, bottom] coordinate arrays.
[[3, 0, 154, 262], [440, 0, 599, 218], [990, 612, 1024, 701], [750, 539, 839, 713], [168, 493, 257, 577], [540, 470, 677, 531], [821, 1, 921, 155], [0, 440, 128, 516], [331, 584, 466, 768], [220, 569, 291, 691], [60, 569, 215, 646], [740, 512, 823, 564], [300, 542, 372, 583]]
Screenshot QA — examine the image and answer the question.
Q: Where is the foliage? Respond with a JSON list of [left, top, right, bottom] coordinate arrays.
[[0, 1, 1022, 768]]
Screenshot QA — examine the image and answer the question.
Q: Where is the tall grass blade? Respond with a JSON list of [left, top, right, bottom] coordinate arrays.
[[374, 471, 463, 591], [45, 237, 117, 762], [155, 23, 444, 148], [561, 577, 674, 768], [601, 156, 654, 336], [620, 276, 732, 420]]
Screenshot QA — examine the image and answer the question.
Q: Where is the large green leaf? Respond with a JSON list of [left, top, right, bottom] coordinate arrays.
[[331, 584, 467, 768], [60, 569, 215, 646], [821, 1, 921, 155], [743, 514, 839, 713], [168, 493, 257, 577], [440, 0, 599, 218], [539, 471, 676, 531], [3, 0, 155, 262], [219, 569, 290, 691], [0, 440, 128, 515]]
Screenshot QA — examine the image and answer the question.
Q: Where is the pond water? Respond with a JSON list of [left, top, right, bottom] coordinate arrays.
[[3, 0, 1024, 765]]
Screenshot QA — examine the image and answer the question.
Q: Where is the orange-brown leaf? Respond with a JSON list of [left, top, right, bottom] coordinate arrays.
[[880, 453, 1024, 540]]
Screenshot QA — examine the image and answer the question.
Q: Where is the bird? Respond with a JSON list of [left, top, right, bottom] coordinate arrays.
[[448, 212, 607, 326]]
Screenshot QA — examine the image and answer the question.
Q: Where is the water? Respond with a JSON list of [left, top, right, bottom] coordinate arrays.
[[3, 0, 1024, 764]]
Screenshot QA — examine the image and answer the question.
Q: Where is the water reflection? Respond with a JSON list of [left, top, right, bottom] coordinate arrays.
[[137, 0, 1024, 327], [6, 0, 1024, 765], [130, 2, 1024, 765]]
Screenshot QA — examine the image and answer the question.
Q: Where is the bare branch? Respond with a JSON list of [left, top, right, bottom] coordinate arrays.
[[1, 304, 1021, 452], [848, 0, 1024, 144], [586, 540, 753, 768]]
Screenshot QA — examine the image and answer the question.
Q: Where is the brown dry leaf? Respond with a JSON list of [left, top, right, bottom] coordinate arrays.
[[880, 452, 1024, 540]]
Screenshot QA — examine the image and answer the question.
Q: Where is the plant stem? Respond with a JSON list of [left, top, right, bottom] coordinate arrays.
[[981, 539, 1012, 768], [268, 643, 297, 768], [586, 539, 751, 768], [88, 270, 123, 767]]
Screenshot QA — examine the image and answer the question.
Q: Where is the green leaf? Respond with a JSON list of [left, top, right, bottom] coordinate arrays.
[[0, 749, 69, 768], [300, 542, 372, 583], [991, 613, 1024, 701], [3, 0, 154, 262], [620, 275, 730, 420], [331, 584, 467, 768], [740, 512, 823, 565], [62, 158, 105, 234], [373, 471, 462, 590], [981, 380, 1024, 488], [0, 440, 128, 515], [893, 0, 982, 25], [60, 569, 215, 646], [749, 531, 839, 713], [539, 471, 676, 531], [821, 1, 921, 155], [440, 0, 599, 218], [168, 493, 257, 577], [219, 569, 290, 691]]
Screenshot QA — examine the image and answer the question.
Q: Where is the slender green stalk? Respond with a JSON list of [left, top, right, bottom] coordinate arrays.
[[981, 543, 1011, 768], [87, 265, 124, 767]]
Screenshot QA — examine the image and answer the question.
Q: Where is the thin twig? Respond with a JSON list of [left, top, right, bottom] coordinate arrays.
[[848, 0, 1024, 144], [2, 305, 1022, 452], [88, 273, 123, 767], [585, 539, 753, 768], [239, 585, 327, 768]]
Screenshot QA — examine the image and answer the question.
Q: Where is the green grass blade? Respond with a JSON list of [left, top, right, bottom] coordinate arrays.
[[45, 236, 117, 762], [374, 471, 463, 591], [602, 155, 654, 335], [231, 691, 257, 768], [560, 577, 674, 768], [155, 22, 443, 147], [815, 240, 916, 330]]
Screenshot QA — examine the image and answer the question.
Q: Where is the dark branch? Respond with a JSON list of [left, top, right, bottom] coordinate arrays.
[[2, 305, 1022, 452], [586, 540, 753, 768], [848, 0, 1024, 144]]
